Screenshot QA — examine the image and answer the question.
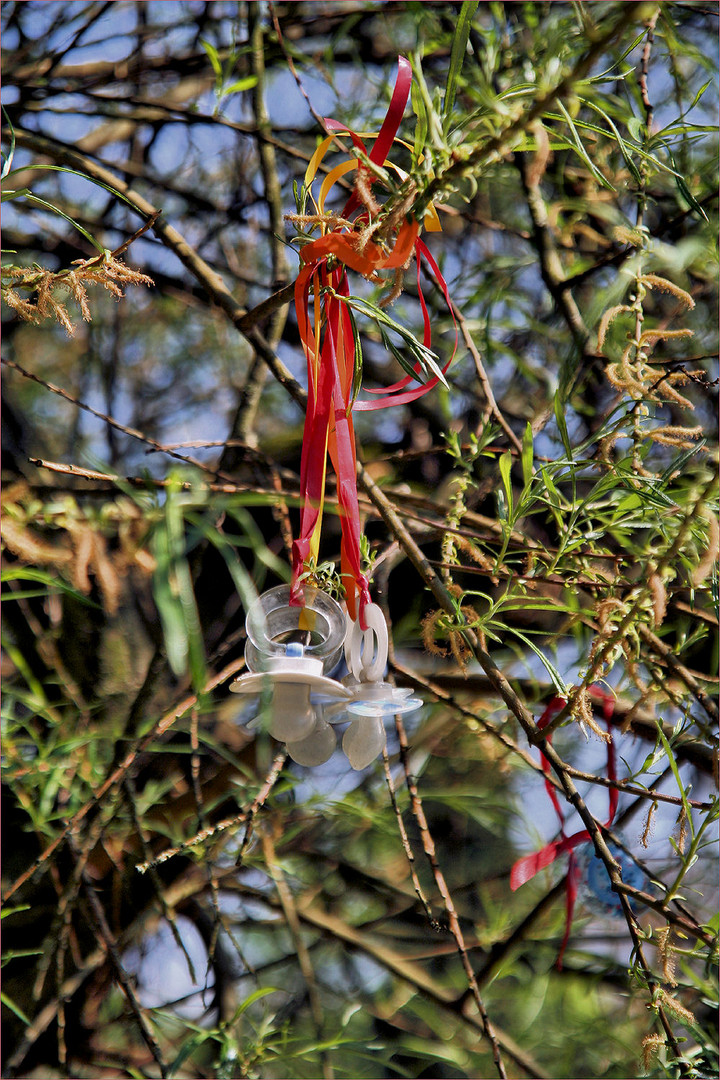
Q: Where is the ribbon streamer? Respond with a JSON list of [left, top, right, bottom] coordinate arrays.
[[510, 689, 617, 969], [290, 57, 457, 627]]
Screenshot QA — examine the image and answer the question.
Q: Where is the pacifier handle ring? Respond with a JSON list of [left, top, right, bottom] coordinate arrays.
[[346, 603, 388, 682]]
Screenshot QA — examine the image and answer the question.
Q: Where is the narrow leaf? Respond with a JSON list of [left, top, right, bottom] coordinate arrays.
[[662, 147, 710, 222], [5, 163, 143, 211], [168, 1031, 213, 1076], [555, 100, 615, 190], [588, 28, 647, 82], [411, 78, 428, 164], [12, 192, 105, 251], [348, 307, 364, 410], [498, 451, 513, 517], [1, 904, 31, 919], [581, 97, 643, 185], [540, 466, 563, 509], [200, 38, 223, 79], [521, 422, 534, 488], [655, 726, 695, 841], [1, 992, 31, 1026], [190, 518, 258, 616], [220, 76, 258, 96], [444, 1, 479, 128], [151, 556, 187, 677], [659, 440, 706, 486], [688, 77, 713, 114], [232, 985, 281, 1019], [1, 567, 101, 607], [509, 629, 569, 696], [554, 393, 573, 459], [1, 105, 15, 179]]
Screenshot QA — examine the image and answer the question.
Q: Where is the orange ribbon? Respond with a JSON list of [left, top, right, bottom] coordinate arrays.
[[290, 57, 456, 628]]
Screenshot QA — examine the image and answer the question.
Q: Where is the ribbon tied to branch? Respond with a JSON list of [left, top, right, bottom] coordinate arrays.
[[289, 57, 457, 628], [510, 689, 619, 969]]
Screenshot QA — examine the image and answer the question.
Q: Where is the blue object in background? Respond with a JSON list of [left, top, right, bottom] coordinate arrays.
[[576, 841, 646, 916]]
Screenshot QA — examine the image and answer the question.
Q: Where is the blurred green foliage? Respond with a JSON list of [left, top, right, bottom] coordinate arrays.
[[1, 2, 717, 1078]]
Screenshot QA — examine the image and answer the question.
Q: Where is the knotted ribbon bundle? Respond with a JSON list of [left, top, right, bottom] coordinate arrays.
[[510, 689, 618, 968], [289, 57, 456, 628]]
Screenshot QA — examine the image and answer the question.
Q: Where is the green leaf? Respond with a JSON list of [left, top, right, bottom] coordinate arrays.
[[540, 466, 563, 510], [1, 105, 15, 180], [1, 904, 30, 919], [187, 514, 257, 617], [200, 38, 223, 79], [165, 489, 206, 692], [231, 985, 281, 1019], [2, 634, 49, 703], [379, 326, 421, 383], [521, 422, 534, 488], [293, 179, 308, 217], [508, 629, 569, 696], [687, 77, 713, 115], [444, 1, 479, 130], [626, 116, 644, 142], [2, 949, 44, 966], [151, 528, 187, 678], [149, 481, 207, 688], [168, 1030, 215, 1076], [543, 112, 683, 180], [409, 55, 444, 151], [411, 78, 428, 165], [1, 991, 31, 1026], [587, 28, 647, 82], [663, 146, 710, 222], [348, 307, 364, 411], [655, 725, 695, 841], [220, 76, 258, 97], [553, 393, 573, 459], [339, 291, 447, 387], [580, 97, 643, 186], [659, 440, 706, 486], [5, 162, 146, 212], [554, 101, 615, 190], [1, 567, 101, 607], [498, 451, 513, 517], [8, 190, 106, 252]]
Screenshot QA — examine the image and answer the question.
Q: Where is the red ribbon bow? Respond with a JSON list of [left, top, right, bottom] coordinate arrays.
[[289, 57, 457, 628], [510, 689, 618, 969]]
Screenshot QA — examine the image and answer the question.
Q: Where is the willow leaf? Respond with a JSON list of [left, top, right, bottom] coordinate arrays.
[[581, 97, 643, 186], [555, 101, 615, 190], [6, 190, 105, 251], [444, 1, 479, 130]]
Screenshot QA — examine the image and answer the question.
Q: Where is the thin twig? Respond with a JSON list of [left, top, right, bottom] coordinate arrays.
[[394, 713, 509, 1079], [417, 3, 647, 213], [450, 298, 523, 452], [3, 126, 308, 408], [2, 356, 260, 483], [260, 825, 334, 1080], [357, 454, 692, 1065], [69, 834, 169, 1078], [2, 657, 246, 903], [223, 6, 292, 457], [637, 624, 718, 724], [381, 749, 441, 930], [134, 746, 288, 874], [5, 949, 107, 1074], [235, 748, 288, 866], [123, 773, 198, 984]]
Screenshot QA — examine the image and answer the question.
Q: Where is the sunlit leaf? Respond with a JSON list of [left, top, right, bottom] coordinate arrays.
[[443, 1, 479, 130]]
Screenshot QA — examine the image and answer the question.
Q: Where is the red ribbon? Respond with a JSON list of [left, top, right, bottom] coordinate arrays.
[[290, 58, 457, 627], [510, 689, 617, 969]]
